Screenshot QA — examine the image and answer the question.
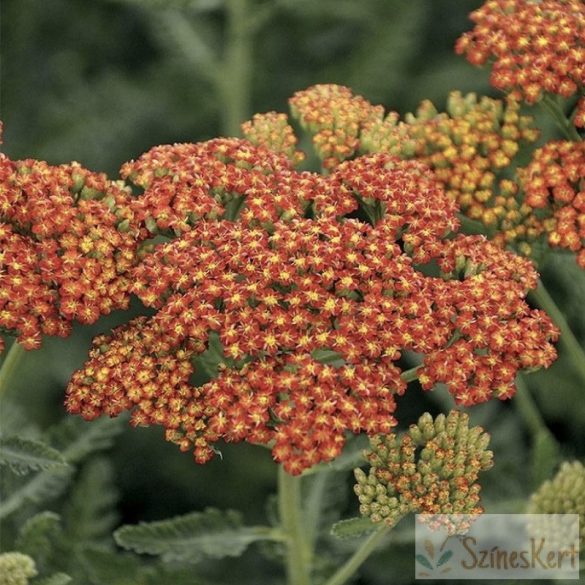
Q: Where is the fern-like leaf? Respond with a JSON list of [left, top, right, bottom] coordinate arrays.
[[0, 468, 73, 520], [63, 457, 119, 543], [0, 417, 122, 519], [15, 511, 63, 568], [80, 547, 145, 585], [0, 436, 68, 475], [47, 416, 125, 463], [114, 508, 277, 562]]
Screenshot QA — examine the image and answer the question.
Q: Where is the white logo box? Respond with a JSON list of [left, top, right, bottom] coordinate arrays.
[[414, 514, 580, 580]]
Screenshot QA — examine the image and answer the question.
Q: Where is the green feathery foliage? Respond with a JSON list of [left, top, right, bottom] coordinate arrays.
[[14, 511, 63, 569], [0, 417, 123, 519], [62, 457, 119, 545], [114, 507, 279, 562], [0, 437, 67, 476], [32, 574, 72, 585]]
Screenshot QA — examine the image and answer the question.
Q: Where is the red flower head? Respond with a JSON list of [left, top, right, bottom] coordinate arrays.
[[0, 154, 138, 349], [66, 140, 558, 474], [456, 0, 585, 119]]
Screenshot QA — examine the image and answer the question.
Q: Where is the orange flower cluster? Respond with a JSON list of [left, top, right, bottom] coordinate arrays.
[[418, 235, 558, 405], [456, 0, 585, 124], [0, 154, 137, 350], [121, 138, 296, 236], [241, 112, 305, 166], [289, 84, 383, 169], [360, 91, 541, 254], [518, 141, 585, 267], [65, 140, 557, 473]]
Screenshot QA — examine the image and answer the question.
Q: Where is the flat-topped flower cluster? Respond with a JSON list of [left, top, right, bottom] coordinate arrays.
[[456, 0, 585, 123], [0, 133, 557, 474]]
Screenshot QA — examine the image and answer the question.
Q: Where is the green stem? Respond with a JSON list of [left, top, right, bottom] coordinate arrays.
[[540, 95, 582, 142], [218, 0, 253, 136], [0, 341, 25, 399], [323, 525, 391, 585], [400, 365, 421, 383], [278, 467, 312, 585], [529, 280, 585, 386], [514, 374, 547, 438]]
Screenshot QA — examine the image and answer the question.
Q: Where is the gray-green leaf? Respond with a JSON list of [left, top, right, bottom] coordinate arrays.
[[0, 436, 67, 475], [15, 511, 63, 566], [114, 508, 278, 563], [330, 516, 377, 540]]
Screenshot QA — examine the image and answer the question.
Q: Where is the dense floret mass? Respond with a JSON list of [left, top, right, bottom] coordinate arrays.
[[0, 155, 137, 349], [518, 141, 585, 267], [64, 141, 558, 474], [456, 0, 585, 119]]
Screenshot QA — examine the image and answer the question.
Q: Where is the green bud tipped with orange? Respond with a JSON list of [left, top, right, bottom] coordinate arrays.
[[354, 411, 493, 527]]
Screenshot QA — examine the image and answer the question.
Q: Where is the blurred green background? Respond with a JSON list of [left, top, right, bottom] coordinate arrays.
[[1, 0, 585, 583]]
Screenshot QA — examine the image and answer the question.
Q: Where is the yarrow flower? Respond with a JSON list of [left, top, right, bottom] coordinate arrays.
[[456, 0, 585, 126], [517, 141, 585, 268], [289, 84, 383, 169], [241, 112, 305, 166], [360, 91, 541, 255], [354, 411, 493, 527], [121, 138, 307, 236], [0, 154, 138, 350], [65, 139, 558, 474], [418, 235, 558, 405]]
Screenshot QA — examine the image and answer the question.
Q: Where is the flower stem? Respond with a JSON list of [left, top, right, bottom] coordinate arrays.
[[514, 374, 547, 438], [0, 341, 25, 400], [401, 365, 421, 383], [323, 524, 391, 585], [540, 95, 582, 142], [278, 467, 312, 585], [219, 0, 253, 136], [529, 280, 585, 386]]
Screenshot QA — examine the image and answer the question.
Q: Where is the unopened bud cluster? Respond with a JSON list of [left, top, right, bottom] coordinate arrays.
[[354, 411, 493, 527], [528, 461, 585, 547], [289, 84, 383, 169], [0, 553, 37, 585], [242, 112, 305, 166]]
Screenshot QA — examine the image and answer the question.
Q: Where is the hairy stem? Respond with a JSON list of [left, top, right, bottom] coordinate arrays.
[[278, 467, 312, 585], [529, 280, 585, 386], [323, 524, 391, 585], [0, 341, 25, 399], [401, 365, 421, 383], [219, 0, 253, 136], [514, 374, 547, 438]]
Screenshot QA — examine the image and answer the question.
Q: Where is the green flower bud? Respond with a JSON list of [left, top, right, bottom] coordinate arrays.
[[528, 461, 585, 547], [0, 552, 37, 585], [353, 411, 493, 527], [79, 185, 103, 200]]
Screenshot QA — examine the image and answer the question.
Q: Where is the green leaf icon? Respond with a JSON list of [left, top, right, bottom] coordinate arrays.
[[437, 550, 453, 567], [416, 554, 434, 571]]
